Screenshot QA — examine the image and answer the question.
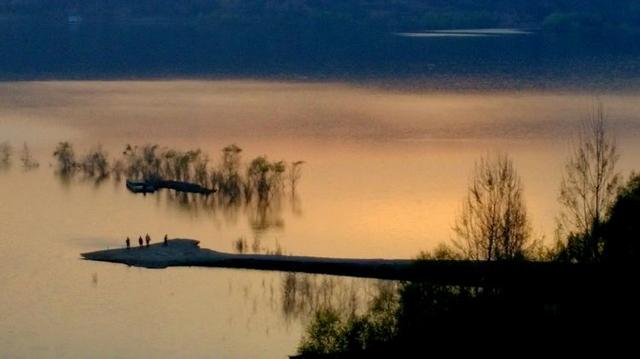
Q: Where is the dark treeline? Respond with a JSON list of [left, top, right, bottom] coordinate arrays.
[[2, 0, 640, 32]]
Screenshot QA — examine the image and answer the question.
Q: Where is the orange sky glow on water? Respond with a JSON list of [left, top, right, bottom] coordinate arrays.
[[2, 80, 640, 357]]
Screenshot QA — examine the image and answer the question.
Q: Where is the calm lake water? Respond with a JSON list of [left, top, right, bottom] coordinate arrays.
[[2, 81, 640, 357], [1, 22, 640, 358]]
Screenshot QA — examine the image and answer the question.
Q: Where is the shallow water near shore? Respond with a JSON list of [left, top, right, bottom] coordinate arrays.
[[2, 80, 640, 357]]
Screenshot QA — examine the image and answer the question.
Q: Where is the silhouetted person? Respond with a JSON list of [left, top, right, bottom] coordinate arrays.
[[138, 236, 143, 247], [163, 234, 168, 246], [145, 233, 151, 247], [126, 237, 130, 249]]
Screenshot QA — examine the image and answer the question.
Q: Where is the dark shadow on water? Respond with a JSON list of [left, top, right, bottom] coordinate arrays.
[[295, 266, 640, 356]]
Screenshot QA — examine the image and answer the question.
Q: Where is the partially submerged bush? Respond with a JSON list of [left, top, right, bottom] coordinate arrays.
[[123, 144, 162, 180], [163, 148, 201, 182], [20, 143, 39, 170], [50, 141, 303, 207], [111, 159, 126, 181], [246, 156, 282, 202], [80, 146, 109, 178], [0, 141, 12, 167], [193, 153, 210, 187], [53, 141, 76, 174], [233, 237, 248, 253], [216, 144, 243, 199]]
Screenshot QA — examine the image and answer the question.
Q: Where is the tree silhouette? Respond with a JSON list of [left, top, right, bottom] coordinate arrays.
[[556, 102, 620, 262], [53, 141, 76, 174], [453, 153, 531, 261], [602, 173, 640, 262]]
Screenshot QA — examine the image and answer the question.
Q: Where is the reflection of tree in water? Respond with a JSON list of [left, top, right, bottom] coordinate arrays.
[[279, 272, 396, 324], [218, 272, 385, 339], [247, 197, 285, 234], [290, 191, 303, 217]]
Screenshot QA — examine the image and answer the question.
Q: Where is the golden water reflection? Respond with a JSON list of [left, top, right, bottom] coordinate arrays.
[[2, 81, 640, 357]]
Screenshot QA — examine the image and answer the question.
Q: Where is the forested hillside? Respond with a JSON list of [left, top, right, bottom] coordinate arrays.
[[2, 0, 639, 31]]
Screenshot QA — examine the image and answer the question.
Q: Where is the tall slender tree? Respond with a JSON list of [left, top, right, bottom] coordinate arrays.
[[556, 102, 620, 262], [453, 153, 531, 261]]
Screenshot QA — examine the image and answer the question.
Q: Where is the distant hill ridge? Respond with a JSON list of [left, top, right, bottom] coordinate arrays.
[[2, 0, 640, 32]]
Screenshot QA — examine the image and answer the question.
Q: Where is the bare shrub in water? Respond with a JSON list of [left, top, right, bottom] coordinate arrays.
[[20, 143, 39, 170], [247, 156, 272, 201], [80, 146, 109, 178], [48, 142, 304, 212], [111, 159, 126, 181], [216, 144, 243, 199], [193, 153, 210, 187], [271, 160, 286, 194], [246, 156, 287, 202], [0, 141, 12, 167], [123, 144, 162, 180], [122, 144, 144, 179], [163, 149, 201, 181], [233, 237, 248, 253], [53, 141, 76, 174]]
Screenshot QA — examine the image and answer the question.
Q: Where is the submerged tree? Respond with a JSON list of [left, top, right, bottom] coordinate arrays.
[[20, 143, 39, 169], [53, 141, 76, 174], [0, 141, 12, 167], [453, 153, 531, 261], [111, 158, 126, 181], [193, 153, 210, 187], [122, 144, 162, 180], [80, 146, 109, 178], [215, 144, 243, 198], [556, 103, 620, 262], [244, 156, 288, 203]]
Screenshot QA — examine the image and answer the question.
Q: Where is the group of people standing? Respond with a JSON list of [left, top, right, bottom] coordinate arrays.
[[125, 234, 168, 249]]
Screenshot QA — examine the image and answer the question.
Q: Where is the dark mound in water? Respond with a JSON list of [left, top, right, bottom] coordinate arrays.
[[126, 179, 214, 195]]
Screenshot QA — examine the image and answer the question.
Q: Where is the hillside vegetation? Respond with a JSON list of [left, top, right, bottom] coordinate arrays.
[[2, 0, 640, 32]]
